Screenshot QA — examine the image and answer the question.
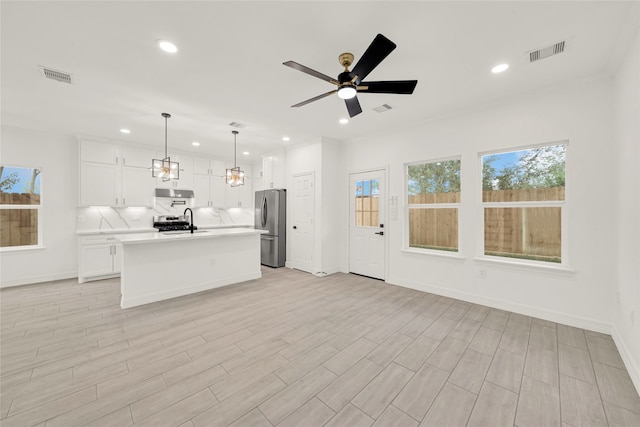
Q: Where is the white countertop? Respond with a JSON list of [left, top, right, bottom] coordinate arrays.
[[76, 224, 253, 236], [115, 227, 266, 244]]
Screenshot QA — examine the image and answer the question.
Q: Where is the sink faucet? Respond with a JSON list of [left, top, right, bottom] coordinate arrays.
[[183, 208, 194, 234]]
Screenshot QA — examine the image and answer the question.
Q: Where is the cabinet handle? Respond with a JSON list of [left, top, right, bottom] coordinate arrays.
[[115, 198, 118, 205], [112, 245, 116, 255], [123, 198, 126, 205], [109, 245, 112, 255]]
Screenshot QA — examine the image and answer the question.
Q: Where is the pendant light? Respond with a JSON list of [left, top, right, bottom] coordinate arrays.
[[226, 130, 245, 187], [151, 112, 180, 181]]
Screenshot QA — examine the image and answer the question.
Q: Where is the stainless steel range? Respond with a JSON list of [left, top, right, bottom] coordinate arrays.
[[153, 215, 197, 232]]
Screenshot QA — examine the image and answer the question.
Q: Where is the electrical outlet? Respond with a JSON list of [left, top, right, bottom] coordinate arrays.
[[209, 258, 215, 266], [616, 291, 621, 304], [77, 215, 85, 223], [631, 310, 636, 326], [478, 268, 486, 279]]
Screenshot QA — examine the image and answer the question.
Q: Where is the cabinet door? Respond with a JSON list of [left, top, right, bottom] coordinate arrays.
[[262, 156, 274, 189], [80, 162, 119, 206], [239, 178, 253, 208], [177, 154, 194, 190], [212, 176, 227, 208], [79, 244, 114, 277], [211, 160, 227, 177], [112, 244, 122, 274], [193, 157, 211, 175], [193, 174, 211, 207], [272, 151, 287, 189], [81, 140, 118, 164], [121, 146, 155, 168], [122, 167, 154, 207]]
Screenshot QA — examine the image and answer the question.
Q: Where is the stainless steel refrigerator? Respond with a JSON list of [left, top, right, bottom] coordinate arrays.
[[254, 189, 286, 267]]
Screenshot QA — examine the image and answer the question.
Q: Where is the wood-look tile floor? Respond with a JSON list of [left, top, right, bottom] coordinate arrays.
[[1, 267, 639, 427]]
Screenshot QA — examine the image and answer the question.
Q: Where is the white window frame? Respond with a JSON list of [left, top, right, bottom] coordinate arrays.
[[478, 141, 569, 269], [404, 156, 462, 257], [0, 165, 44, 252]]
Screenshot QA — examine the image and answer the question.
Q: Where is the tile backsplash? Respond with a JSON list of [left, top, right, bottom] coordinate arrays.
[[77, 199, 253, 232]]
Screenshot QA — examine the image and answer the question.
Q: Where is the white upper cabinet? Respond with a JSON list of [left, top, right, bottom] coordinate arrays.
[[262, 149, 286, 189], [121, 146, 155, 168], [81, 140, 119, 165], [79, 139, 155, 207]]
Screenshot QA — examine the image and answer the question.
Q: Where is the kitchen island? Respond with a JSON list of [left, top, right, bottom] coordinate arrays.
[[116, 228, 266, 309]]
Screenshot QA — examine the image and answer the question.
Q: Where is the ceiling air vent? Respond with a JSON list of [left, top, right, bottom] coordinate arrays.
[[527, 41, 566, 63], [39, 66, 73, 84], [228, 121, 246, 128], [373, 103, 393, 113]]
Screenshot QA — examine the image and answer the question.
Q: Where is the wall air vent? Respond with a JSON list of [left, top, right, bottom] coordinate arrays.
[[527, 41, 566, 63], [228, 122, 246, 128], [39, 66, 73, 84], [373, 103, 393, 113]]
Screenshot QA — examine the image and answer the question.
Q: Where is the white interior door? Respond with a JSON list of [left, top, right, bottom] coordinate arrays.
[[349, 170, 386, 280], [291, 173, 315, 273]]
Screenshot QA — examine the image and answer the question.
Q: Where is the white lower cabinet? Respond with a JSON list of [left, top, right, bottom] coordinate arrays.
[[78, 236, 122, 283]]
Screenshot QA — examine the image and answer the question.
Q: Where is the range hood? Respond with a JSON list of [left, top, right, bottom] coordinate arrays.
[[155, 188, 194, 199]]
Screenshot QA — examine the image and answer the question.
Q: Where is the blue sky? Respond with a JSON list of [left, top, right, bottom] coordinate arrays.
[[483, 150, 522, 173], [0, 167, 41, 194]]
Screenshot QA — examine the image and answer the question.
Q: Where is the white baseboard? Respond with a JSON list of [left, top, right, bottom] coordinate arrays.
[[0, 271, 77, 288], [388, 276, 612, 334], [612, 328, 640, 396]]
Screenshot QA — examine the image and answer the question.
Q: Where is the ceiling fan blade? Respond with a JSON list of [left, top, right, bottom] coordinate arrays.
[[358, 80, 418, 94], [283, 61, 339, 85], [350, 34, 396, 85], [291, 90, 337, 107], [345, 96, 362, 118]]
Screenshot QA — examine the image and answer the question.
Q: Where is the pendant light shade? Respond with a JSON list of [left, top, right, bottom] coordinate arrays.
[[151, 113, 180, 181], [226, 130, 245, 187]]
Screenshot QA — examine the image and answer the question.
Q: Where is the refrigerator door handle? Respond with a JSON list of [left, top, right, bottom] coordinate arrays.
[[262, 236, 275, 241], [262, 196, 268, 228]]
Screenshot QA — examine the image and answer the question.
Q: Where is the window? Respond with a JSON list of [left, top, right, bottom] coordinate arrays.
[[481, 143, 566, 264], [0, 166, 42, 249], [407, 158, 461, 252], [355, 179, 379, 227]]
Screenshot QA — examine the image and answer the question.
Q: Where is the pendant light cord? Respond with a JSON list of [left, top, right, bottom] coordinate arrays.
[[232, 130, 239, 167], [162, 112, 171, 158]]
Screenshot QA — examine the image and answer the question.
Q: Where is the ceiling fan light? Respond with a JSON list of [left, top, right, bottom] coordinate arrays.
[[338, 85, 357, 100]]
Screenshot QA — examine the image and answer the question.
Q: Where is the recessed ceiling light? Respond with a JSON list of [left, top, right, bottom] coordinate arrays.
[[120, 128, 131, 134], [339, 118, 349, 124], [491, 63, 509, 73], [242, 151, 250, 156], [192, 141, 200, 147], [157, 40, 178, 53], [282, 136, 290, 142]]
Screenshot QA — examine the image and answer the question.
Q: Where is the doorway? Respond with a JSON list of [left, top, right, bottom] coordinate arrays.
[[349, 170, 386, 280], [290, 172, 315, 273]]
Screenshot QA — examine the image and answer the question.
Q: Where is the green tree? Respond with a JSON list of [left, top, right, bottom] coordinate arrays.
[[483, 145, 565, 191], [408, 160, 460, 195]]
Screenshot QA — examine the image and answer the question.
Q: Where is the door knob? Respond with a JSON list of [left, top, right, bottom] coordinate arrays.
[[293, 225, 297, 229], [375, 231, 384, 236]]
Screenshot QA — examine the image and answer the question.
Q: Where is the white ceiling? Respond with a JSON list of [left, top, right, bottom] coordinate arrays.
[[1, 1, 637, 161]]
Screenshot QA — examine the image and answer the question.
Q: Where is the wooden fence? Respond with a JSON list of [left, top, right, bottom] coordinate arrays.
[[0, 192, 40, 247], [408, 187, 563, 261]]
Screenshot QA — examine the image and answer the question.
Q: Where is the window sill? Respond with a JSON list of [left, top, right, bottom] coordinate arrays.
[[474, 256, 575, 275], [0, 245, 45, 253], [402, 248, 466, 261]]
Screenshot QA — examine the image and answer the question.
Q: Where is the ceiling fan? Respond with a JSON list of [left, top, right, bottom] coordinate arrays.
[[283, 34, 418, 118]]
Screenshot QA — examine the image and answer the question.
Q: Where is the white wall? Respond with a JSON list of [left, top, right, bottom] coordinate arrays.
[[612, 29, 640, 391], [285, 138, 346, 275], [1, 126, 78, 286], [344, 76, 616, 333]]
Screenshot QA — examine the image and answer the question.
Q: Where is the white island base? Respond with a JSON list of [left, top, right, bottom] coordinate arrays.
[[117, 228, 265, 309]]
